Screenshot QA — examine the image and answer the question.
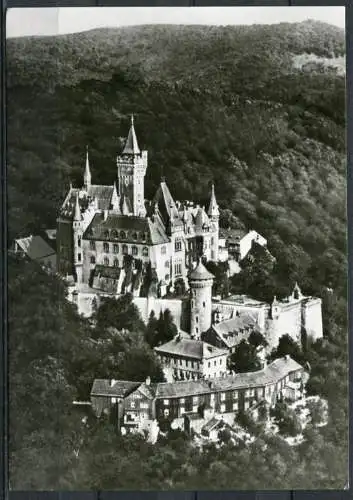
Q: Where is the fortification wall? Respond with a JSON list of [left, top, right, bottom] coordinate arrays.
[[266, 301, 302, 350], [302, 298, 323, 341]]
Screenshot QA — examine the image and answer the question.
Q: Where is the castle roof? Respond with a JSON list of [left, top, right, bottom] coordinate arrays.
[[59, 185, 114, 219], [212, 314, 257, 348], [14, 235, 56, 260], [83, 213, 169, 245], [122, 115, 140, 155], [152, 180, 180, 225], [91, 379, 141, 398], [207, 184, 219, 218], [189, 260, 214, 281], [155, 338, 228, 360]]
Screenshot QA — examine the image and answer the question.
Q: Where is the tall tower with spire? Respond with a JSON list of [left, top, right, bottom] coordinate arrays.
[[207, 183, 220, 261], [116, 115, 147, 217], [73, 192, 83, 284], [83, 146, 91, 191]]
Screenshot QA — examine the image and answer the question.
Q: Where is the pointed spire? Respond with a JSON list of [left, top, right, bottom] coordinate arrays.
[[208, 183, 219, 218], [84, 146, 92, 190], [122, 114, 140, 155], [74, 192, 81, 221]]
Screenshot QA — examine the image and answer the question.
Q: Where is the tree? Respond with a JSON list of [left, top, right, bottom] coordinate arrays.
[[269, 334, 305, 364], [271, 401, 302, 437], [307, 398, 326, 425], [93, 293, 145, 333], [228, 340, 262, 373]]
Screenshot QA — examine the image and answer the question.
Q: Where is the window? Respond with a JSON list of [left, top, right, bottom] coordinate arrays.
[[111, 230, 118, 239], [78, 253, 81, 262], [104, 230, 109, 238], [186, 360, 189, 368], [90, 241, 95, 250], [113, 244, 119, 254], [164, 409, 169, 417], [140, 403, 149, 409], [196, 316, 199, 324], [203, 302, 206, 307], [120, 231, 126, 239], [244, 401, 249, 410], [111, 397, 117, 404], [211, 237, 214, 245], [175, 239, 182, 252], [233, 402, 238, 411], [164, 400, 169, 406], [211, 251, 215, 260], [219, 359, 222, 365], [233, 391, 238, 400], [122, 245, 128, 254], [193, 396, 198, 405], [78, 237, 81, 248], [132, 246, 138, 256], [214, 360, 216, 366], [220, 404, 226, 413], [165, 261, 169, 268], [103, 257, 109, 266], [245, 389, 250, 397], [191, 361, 194, 369], [90, 256, 96, 264], [114, 258, 119, 267], [180, 398, 185, 404], [221, 392, 226, 401], [142, 247, 149, 257], [196, 327, 199, 334], [103, 242, 109, 253], [132, 232, 138, 240], [165, 274, 170, 281], [161, 246, 166, 254], [174, 263, 182, 275], [130, 401, 135, 408], [208, 362, 211, 368]]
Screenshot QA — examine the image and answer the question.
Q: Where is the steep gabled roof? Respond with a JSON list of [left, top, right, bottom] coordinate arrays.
[[91, 379, 141, 397], [15, 235, 56, 260]]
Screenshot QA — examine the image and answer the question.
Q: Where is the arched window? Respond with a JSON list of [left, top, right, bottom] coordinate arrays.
[[120, 231, 126, 239], [132, 232, 138, 240], [103, 242, 109, 253], [104, 230, 109, 239], [111, 230, 118, 239], [103, 257, 109, 266], [142, 247, 149, 257], [90, 240, 95, 250], [132, 246, 138, 256], [78, 237, 81, 248], [113, 258, 119, 267], [122, 244, 128, 254], [90, 256, 96, 264], [113, 244, 119, 254]]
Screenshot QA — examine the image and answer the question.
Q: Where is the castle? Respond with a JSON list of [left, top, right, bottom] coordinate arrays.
[[57, 116, 220, 294], [55, 116, 323, 383]]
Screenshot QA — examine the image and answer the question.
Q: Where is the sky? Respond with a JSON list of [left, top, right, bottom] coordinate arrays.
[[6, 6, 345, 39]]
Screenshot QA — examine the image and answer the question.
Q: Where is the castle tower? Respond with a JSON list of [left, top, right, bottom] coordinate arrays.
[[207, 183, 219, 261], [73, 192, 83, 284], [189, 259, 214, 339], [83, 146, 91, 191], [116, 115, 147, 217]]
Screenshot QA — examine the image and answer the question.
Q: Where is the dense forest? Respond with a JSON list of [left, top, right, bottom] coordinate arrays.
[[7, 20, 348, 489]]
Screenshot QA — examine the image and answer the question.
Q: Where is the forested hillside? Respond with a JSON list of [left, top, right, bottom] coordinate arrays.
[[7, 20, 348, 489]]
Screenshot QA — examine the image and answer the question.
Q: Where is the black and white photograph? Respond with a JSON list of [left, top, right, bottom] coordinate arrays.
[[6, 6, 348, 490]]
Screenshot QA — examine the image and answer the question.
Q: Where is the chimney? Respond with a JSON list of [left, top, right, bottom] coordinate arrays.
[[110, 379, 116, 387], [145, 376, 151, 386], [103, 210, 108, 221], [285, 354, 290, 360]]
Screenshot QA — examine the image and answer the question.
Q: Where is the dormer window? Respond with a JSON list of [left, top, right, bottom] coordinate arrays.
[[120, 231, 126, 239], [132, 232, 138, 240], [104, 230, 109, 239], [142, 247, 149, 257], [111, 230, 118, 239]]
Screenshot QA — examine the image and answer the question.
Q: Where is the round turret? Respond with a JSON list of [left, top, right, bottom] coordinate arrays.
[[188, 260, 214, 339]]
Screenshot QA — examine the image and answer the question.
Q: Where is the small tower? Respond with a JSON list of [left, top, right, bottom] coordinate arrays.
[[270, 295, 280, 320], [73, 192, 83, 284], [292, 282, 303, 300], [117, 115, 147, 217], [207, 183, 219, 261], [189, 259, 214, 339], [83, 146, 92, 191]]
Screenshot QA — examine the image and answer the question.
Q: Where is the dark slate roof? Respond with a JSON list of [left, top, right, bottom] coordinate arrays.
[[189, 260, 214, 281], [152, 181, 182, 226], [212, 314, 257, 348], [15, 235, 56, 260], [91, 379, 141, 397], [83, 213, 169, 245], [60, 186, 114, 219], [219, 228, 247, 241], [122, 120, 140, 155], [155, 338, 228, 360], [202, 417, 221, 433], [154, 356, 303, 399], [91, 357, 304, 401], [93, 265, 121, 280]]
